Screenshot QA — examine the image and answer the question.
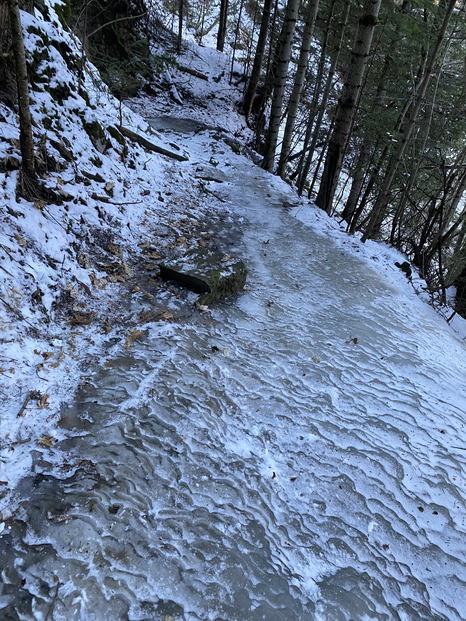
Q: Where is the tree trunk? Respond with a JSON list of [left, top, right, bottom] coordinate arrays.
[[261, 0, 299, 172], [229, 0, 245, 83], [277, 0, 320, 178], [243, 0, 273, 120], [0, 0, 16, 104], [361, 0, 457, 242], [7, 0, 36, 180], [177, 0, 183, 52], [296, 0, 349, 195], [315, 0, 382, 214], [217, 0, 229, 52]]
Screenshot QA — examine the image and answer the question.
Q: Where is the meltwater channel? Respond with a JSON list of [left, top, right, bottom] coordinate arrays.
[[1, 118, 466, 620]]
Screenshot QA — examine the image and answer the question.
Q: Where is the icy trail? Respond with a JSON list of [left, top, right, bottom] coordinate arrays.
[[1, 121, 466, 621]]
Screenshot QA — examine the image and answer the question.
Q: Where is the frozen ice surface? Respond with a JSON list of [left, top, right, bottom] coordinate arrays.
[[1, 129, 465, 620]]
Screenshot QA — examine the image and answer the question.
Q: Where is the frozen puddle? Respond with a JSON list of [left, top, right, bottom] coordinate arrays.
[[1, 127, 466, 620]]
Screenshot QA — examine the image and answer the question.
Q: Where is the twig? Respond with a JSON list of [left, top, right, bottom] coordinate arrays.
[[0, 296, 38, 332], [0, 295, 24, 319], [35, 367, 49, 381], [107, 200, 143, 206], [44, 580, 60, 621], [452, 446, 466, 450], [16, 391, 32, 417], [0, 264, 14, 276], [198, 182, 226, 203], [86, 12, 147, 40]]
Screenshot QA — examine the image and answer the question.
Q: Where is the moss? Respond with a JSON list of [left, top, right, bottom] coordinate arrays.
[[46, 83, 73, 105], [90, 155, 103, 168], [55, 0, 72, 27], [160, 249, 247, 305], [107, 126, 125, 146], [52, 39, 81, 73], [84, 120, 109, 153], [78, 88, 91, 107]]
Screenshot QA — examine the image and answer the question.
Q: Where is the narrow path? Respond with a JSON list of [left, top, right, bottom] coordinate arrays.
[[1, 122, 465, 621]]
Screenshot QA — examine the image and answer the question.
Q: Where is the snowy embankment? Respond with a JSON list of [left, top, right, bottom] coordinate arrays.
[[1, 0, 465, 539], [0, 2, 240, 515]]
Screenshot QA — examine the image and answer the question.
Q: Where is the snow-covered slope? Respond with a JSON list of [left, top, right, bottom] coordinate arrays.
[[0, 1, 237, 509], [1, 4, 466, 617]]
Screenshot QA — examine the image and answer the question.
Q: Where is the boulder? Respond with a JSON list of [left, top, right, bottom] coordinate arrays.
[[159, 248, 247, 305]]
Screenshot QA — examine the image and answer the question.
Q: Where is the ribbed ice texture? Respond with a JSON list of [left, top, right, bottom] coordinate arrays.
[[1, 142, 466, 621]]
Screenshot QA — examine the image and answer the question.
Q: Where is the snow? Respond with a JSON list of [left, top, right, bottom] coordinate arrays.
[[1, 3, 466, 619]]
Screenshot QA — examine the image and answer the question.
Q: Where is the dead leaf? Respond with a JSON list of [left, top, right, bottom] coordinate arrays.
[[122, 261, 133, 276], [157, 310, 173, 321], [41, 351, 54, 361], [138, 309, 154, 323], [195, 301, 211, 312], [37, 435, 54, 447], [37, 394, 50, 408], [77, 253, 92, 269], [131, 285, 140, 293], [345, 337, 358, 345], [107, 242, 123, 258], [15, 233, 27, 247], [70, 313, 94, 326], [312, 355, 320, 363], [124, 328, 143, 349]]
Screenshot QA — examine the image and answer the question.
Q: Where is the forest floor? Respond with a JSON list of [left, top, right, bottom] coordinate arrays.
[[1, 3, 465, 528]]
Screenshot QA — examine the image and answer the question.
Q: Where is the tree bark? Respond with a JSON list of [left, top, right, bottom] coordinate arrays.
[[361, 0, 457, 242], [277, 0, 320, 178], [229, 0, 245, 83], [217, 0, 229, 52], [315, 0, 382, 214], [177, 0, 183, 52], [243, 0, 273, 120], [261, 0, 299, 172], [296, 0, 349, 195], [7, 0, 36, 180]]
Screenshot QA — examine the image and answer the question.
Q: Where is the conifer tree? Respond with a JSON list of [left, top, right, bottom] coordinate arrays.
[[262, 0, 300, 172], [315, 0, 381, 214]]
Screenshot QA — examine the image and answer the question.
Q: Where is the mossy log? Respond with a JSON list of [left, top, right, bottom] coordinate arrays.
[[159, 248, 247, 304]]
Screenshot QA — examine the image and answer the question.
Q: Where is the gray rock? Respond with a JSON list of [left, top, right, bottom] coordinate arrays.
[[159, 248, 247, 305]]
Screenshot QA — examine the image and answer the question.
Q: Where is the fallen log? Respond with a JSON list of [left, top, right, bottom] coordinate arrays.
[[178, 65, 209, 81], [117, 126, 188, 161]]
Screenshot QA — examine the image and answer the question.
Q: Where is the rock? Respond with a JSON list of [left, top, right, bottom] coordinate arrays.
[[159, 248, 247, 305]]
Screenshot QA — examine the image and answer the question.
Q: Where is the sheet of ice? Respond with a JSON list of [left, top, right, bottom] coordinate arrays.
[[1, 125, 465, 620]]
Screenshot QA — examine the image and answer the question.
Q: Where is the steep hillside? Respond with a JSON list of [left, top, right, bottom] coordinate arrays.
[[0, 0, 238, 509]]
